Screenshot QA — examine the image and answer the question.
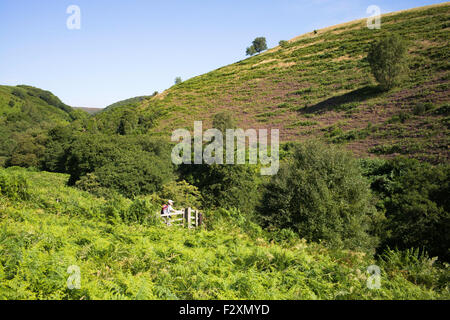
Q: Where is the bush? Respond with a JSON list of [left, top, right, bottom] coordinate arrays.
[[212, 111, 236, 132], [158, 180, 201, 209], [0, 170, 31, 201], [123, 199, 160, 225], [380, 248, 449, 290], [205, 207, 263, 239], [367, 34, 408, 90], [413, 102, 434, 115], [11, 88, 26, 99], [362, 157, 450, 262], [258, 141, 380, 252], [279, 40, 288, 48], [180, 162, 260, 214], [75, 173, 114, 199], [66, 134, 175, 198]]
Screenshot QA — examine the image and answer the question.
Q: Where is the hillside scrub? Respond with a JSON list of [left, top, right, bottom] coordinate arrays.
[[367, 34, 409, 90], [361, 157, 450, 262], [259, 141, 381, 253], [84, 4, 450, 163], [0, 3, 449, 301], [0, 167, 448, 300], [64, 134, 175, 198]]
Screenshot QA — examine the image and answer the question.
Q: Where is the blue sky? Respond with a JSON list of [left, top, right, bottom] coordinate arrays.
[[0, 0, 444, 108]]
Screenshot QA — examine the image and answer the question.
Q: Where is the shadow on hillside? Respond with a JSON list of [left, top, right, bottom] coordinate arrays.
[[300, 85, 384, 114]]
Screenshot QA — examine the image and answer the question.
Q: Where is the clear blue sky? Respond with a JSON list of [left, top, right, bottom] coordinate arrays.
[[0, 0, 445, 108]]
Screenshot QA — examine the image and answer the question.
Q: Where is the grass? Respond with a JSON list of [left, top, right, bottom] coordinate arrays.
[[91, 3, 449, 164], [0, 167, 448, 300]]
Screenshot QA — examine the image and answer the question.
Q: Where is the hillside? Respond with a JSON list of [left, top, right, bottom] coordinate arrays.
[[0, 85, 86, 167], [103, 96, 153, 112], [96, 3, 449, 163], [73, 107, 103, 115], [1, 3, 449, 302], [0, 167, 448, 300]]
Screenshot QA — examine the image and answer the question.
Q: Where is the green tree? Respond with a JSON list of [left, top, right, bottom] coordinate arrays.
[[252, 37, 268, 53], [212, 111, 236, 132], [361, 157, 450, 261], [367, 34, 408, 91], [180, 162, 260, 214], [65, 134, 175, 198], [246, 37, 267, 56], [175, 77, 182, 85], [259, 141, 380, 252], [246, 46, 257, 56]]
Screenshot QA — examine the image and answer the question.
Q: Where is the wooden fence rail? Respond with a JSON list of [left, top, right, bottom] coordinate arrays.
[[160, 208, 202, 228]]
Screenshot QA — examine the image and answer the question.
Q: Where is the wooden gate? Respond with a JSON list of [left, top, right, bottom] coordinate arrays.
[[160, 207, 203, 228]]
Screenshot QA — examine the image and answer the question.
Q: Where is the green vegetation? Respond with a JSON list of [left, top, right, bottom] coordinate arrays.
[[103, 96, 151, 111], [279, 40, 289, 48], [259, 141, 380, 252], [361, 157, 450, 262], [64, 134, 175, 198], [0, 3, 448, 300], [0, 85, 87, 168], [367, 34, 409, 90], [88, 3, 449, 164], [246, 37, 268, 56], [0, 167, 448, 300]]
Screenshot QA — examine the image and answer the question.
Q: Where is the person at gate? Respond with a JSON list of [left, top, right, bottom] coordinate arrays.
[[161, 200, 175, 224], [161, 200, 175, 215]]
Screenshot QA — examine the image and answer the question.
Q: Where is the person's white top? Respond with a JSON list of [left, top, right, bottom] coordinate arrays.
[[167, 205, 175, 213]]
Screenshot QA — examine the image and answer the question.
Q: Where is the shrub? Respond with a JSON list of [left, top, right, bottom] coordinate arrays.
[[380, 248, 449, 290], [180, 162, 260, 214], [66, 134, 175, 198], [123, 199, 160, 225], [11, 88, 26, 99], [279, 40, 288, 48], [75, 173, 114, 199], [258, 141, 380, 252], [158, 180, 201, 209], [175, 77, 182, 85], [212, 111, 236, 132], [367, 34, 409, 90], [205, 207, 263, 238], [413, 102, 434, 115], [362, 157, 450, 262], [0, 170, 31, 201]]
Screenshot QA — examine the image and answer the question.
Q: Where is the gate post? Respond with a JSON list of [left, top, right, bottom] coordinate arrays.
[[195, 210, 199, 227], [184, 207, 192, 228], [198, 212, 203, 227]]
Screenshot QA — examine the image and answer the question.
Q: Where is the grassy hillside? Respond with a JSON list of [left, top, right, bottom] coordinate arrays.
[[0, 85, 86, 167], [73, 107, 103, 115], [0, 167, 448, 300], [103, 96, 153, 112], [96, 3, 449, 163]]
